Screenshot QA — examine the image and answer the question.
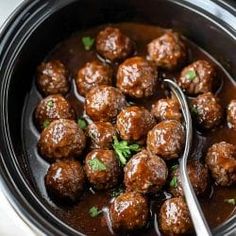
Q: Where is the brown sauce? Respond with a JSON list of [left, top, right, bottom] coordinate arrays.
[[23, 22, 236, 235]]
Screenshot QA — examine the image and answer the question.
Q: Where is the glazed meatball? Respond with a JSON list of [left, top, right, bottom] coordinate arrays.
[[36, 60, 70, 96], [35, 94, 75, 130], [85, 85, 127, 122], [38, 119, 86, 162], [75, 61, 112, 96], [147, 31, 186, 70], [45, 160, 85, 202], [177, 60, 216, 95], [96, 27, 134, 62], [109, 192, 149, 231], [191, 92, 223, 129], [151, 98, 182, 122], [159, 197, 192, 235], [84, 149, 120, 189], [116, 106, 155, 142], [147, 120, 185, 160], [206, 142, 236, 186], [87, 122, 117, 149], [116, 57, 157, 98], [227, 100, 236, 130], [124, 149, 168, 194], [169, 161, 208, 197]]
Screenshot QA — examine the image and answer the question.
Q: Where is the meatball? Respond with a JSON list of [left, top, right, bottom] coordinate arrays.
[[147, 120, 185, 160], [124, 149, 168, 194], [116, 57, 157, 98], [38, 119, 86, 162], [96, 27, 134, 62], [169, 161, 208, 197], [159, 197, 192, 235], [109, 192, 149, 231], [151, 98, 182, 122], [34, 94, 75, 130], [147, 31, 186, 70], [84, 149, 120, 189], [75, 61, 112, 96], [36, 60, 70, 96], [45, 160, 85, 202], [177, 60, 216, 95], [87, 122, 117, 149], [116, 106, 155, 142], [85, 85, 127, 122], [227, 100, 236, 130], [191, 92, 223, 129], [206, 142, 236, 186]]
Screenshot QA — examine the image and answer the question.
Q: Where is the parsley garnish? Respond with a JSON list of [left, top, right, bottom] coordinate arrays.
[[82, 36, 95, 50], [43, 120, 50, 129], [110, 187, 124, 198], [89, 207, 102, 217], [170, 176, 178, 188], [47, 100, 54, 108], [185, 70, 197, 81], [112, 136, 141, 165], [88, 157, 106, 171], [224, 198, 236, 205], [171, 164, 179, 171], [77, 118, 87, 130], [191, 106, 199, 116]]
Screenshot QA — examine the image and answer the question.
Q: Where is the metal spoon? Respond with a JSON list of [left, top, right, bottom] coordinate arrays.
[[164, 79, 212, 236]]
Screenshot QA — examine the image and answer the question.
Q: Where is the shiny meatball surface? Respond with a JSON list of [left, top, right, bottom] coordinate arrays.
[[206, 142, 236, 186], [191, 92, 223, 129], [147, 31, 186, 70], [169, 161, 208, 197], [36, 60, 70, 96], [116, 57, 157, 98], [96, 27, 134, 62], [35, 94, 75, 130], [87, 122, 117, 149], [45, 160, 85, 202], [84, 149, 120, 189], [85, 85, 127, 122], [38, 119, 86, 162], [159, 197, 192, 235], [151, 98, 182, 122], [147, 120, 185, 160], [124, 149, 168, 194], [75, 61, 112, 96], [116, 106, 155, 142], [227, 100, 236, 130], [110, 192, 149, 231]]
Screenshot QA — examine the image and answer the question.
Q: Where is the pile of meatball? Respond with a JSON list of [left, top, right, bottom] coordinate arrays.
[[34, 26, 236, 235]]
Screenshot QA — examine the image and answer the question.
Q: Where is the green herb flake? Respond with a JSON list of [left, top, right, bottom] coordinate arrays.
[[191, 106, 199, 116], [89, 206, 102, 217], [47, 100, 54, 108], [110, 187, 124, 198], [224, 198, 236, 205], [185, 69, 197, 81], [170, 176, 178, 188], [82, 36, 95, 51], [43, 120, 50, 129], [171, 164, 179, 171], [88, 157, 106, 171], [77, 118, 87, 130]]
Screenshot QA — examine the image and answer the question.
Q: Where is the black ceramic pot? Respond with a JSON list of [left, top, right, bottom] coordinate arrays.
[[0, 0, 235, 235]]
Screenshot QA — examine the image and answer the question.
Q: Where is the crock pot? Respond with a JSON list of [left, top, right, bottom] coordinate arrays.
[[0, 0, 235, 235]]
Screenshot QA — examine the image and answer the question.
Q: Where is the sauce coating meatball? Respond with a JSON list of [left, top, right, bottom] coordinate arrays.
[[116, 57, 157, 98], [36, 60, 70, 96], [96, 27, 134, 62], [75, 61, 112, 96], [124, 149, 168, 194], [45, 160, 85, 202], [84, 149, 120, 189], [191, 92, 223, 129], [206, 142, 236, 186], [147, 31, 186, 70], [35, 94, 75, 131], [159, 197, 192, 235], [109, 192, 149, 231], [85, 85, 127, 122], [87, 122, 117, 149], [169, 161, 208, 197], [147, 120, 185, 160], [116, 106, 155, 142], [38, 119, 86, 162], [227, 100, 236, 130], [151, 98, 182, 122]]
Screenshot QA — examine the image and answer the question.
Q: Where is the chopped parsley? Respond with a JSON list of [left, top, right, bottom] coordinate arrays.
[[224, 198, 236, 205], [171, 164, 179, 171], [89, 206, 102, 217], [170, 176, 178, 188], [77, 118, 87, 130], [82, 36, 95, 50], [47, 100, 54, 108], [43, 120, 50, 129], [110, 187, 124, 198], [88, 157, 106, 171], [185, 69, 197, 81], [191, 106, 199, 116]]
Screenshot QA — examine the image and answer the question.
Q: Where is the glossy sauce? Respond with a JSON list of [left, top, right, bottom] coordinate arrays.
[[22, 22, 236, 235]]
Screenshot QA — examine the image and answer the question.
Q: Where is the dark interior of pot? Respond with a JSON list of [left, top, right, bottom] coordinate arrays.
[[0, 0, 235, 235]]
